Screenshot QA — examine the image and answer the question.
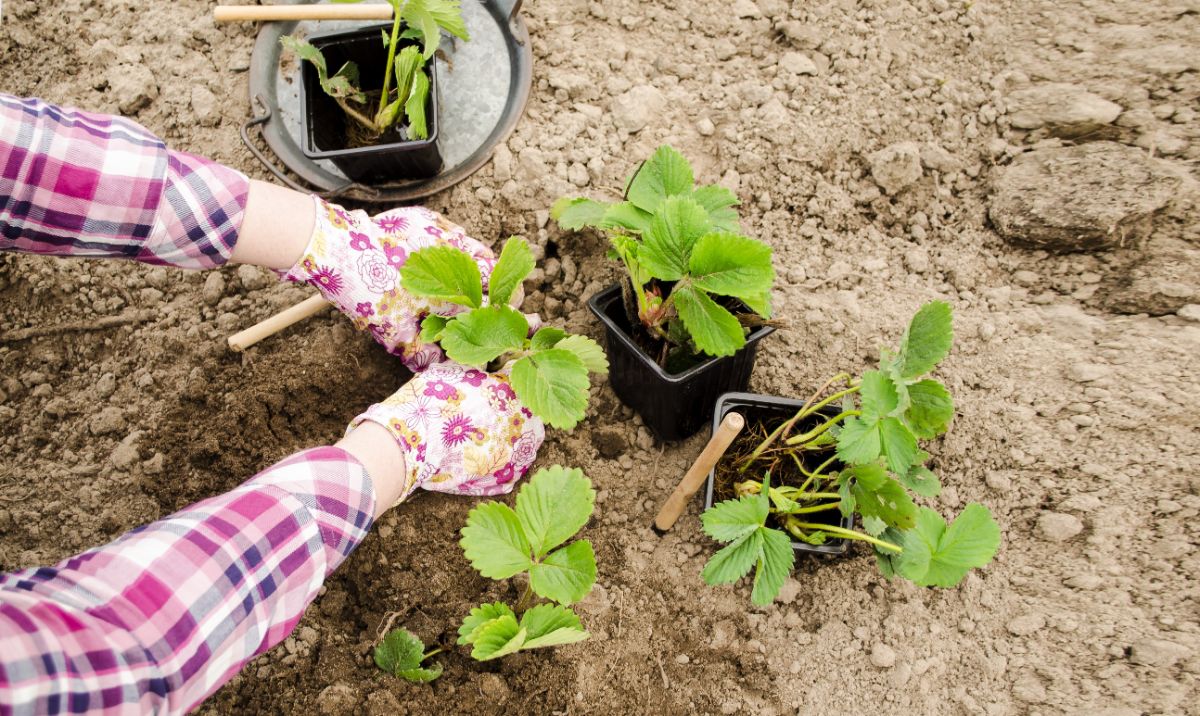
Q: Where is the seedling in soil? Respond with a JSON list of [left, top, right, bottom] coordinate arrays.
[[401, 236, 608, 430], [281, 0, 468, 141], [701, 301, 1001, 603], [552, 146, 776, 368], [374, 627, 443, 683], [457, 466, 596, 660]]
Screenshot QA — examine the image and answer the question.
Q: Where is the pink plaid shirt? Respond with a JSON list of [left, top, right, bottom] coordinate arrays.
[[0, 97, 378, 713], [0, 94, 248, 270]]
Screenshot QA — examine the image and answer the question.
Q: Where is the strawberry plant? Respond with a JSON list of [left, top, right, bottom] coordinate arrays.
[[373, 627, 443, 683], [400, 236, 608, 430], [456, 466, 596, 660], [552, 146, 775, 368], [701, 302, 1001, 603], [280, 0, 468, 141]]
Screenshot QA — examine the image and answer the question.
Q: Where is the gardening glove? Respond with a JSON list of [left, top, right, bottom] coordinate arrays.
[[347, 359, 545, 505], [282, 196, 527, 372]]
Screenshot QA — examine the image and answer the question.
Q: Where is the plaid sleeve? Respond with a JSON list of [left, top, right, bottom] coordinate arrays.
[[0, 446, 375, 715], [0, 93, 249, 270]]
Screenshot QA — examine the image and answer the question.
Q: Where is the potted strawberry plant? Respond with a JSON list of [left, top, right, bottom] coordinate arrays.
[[552, 146, 776, 441], [281, 0, 468, 183], [700, 302, 1001, 604]]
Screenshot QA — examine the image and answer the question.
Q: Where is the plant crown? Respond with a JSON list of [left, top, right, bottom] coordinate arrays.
[[551, 146, 776, 361], [457, 466, 596, 661], [373, 627, 443, 683], [400, 236, 608, 430], [280, 0, 468, 138], [700, 302, 1001, 603]]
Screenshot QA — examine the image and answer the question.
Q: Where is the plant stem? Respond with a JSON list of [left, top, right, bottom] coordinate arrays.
[[336, 97, 379, 133], [515, 583, 535, 614], [377, 1, 407, 120], [422, 648, 443, 660], [740, 376, 858, 470], [781, 501, 842, 515], [785, 409, 860, 446], [785, 519, 902, 552]]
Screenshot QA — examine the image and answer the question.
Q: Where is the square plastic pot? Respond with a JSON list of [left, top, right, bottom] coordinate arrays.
[[298, 24, 442, 183], [703, 391, 854, 557], [587, 284, 774, 442]]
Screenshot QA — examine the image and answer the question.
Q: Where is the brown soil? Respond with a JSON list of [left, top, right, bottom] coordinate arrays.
[[2, 0, 1199, 714]]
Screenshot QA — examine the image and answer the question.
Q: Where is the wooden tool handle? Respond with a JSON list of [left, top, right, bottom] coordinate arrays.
[[653, 412, 745, 533], [213, 4, 394, 22], [228, 294, 331, 352]]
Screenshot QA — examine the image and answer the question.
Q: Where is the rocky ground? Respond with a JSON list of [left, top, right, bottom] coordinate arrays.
[[1, 0, 1198, 714]]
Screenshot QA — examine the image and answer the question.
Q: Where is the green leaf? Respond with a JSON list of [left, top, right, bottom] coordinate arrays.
[[419, 314, 448, 343], [488, 236, 535, 306], [391, 46, 424, 121], [530, 326, 568, 350], [404, 69, 430, 139], [687, 233, 774, 303], [440, 305, 528, 366], [879, 417, 919, 474], [551, 197, 609, 230], [600, 202, 654, 234], [554, 335, 609, 375], [836, 416, 882, 465], [529, 539, 597, 605], [859, 370, 900, 421], [400, 245, 483, 308], [280, 36, 365, 103], [374, 628, 424, 674], [701, 494, 768, 543], [510, 349, 590, 430], [900, 464, 941, 498], [515, 466, 595, 558], [751, 528, 794, 606], [458, 602, 517, 645], [702, 531, 762, 586], [690, 184, 740, 232], [862, 515, 888, 536], [671, 283, 744, 357], [404, 3, 443, 58], [469, 616, 526, 661], [898, 301, 953, 380], [519, 604, 590, 649], [626, 145, 695, 213], [460, 502, 532, 579], [739, 290, 772, 318], [639, 196, 711, 280], [851, 474, 917, 531], [420, 0, 469, 40], [904, 379, 954, 439], [896, 504, 1001, 587], [608, 234, 652, 287], [397, 664, 443, 683]]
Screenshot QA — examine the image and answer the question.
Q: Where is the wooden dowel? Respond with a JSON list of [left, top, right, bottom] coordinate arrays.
[[653, 412, 745, 533], [228, 294, 331, 352], [213, 4, 394, 22]]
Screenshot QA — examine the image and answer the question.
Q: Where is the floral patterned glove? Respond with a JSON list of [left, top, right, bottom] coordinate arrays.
[[348, 360, 545, 504], [282, 197, 520, 371]]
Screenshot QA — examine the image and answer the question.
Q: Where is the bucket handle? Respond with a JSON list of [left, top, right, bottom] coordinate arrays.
[[240, 93, 371, 202]]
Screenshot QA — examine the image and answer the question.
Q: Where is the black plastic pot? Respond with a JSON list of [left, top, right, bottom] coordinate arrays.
[[298, 24, 442, 183], [587, 284, 774, 441], [703, 391, 854, 557]]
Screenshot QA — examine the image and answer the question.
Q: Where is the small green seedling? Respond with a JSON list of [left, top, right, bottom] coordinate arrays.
[[457, 466, 596, 660], [701, 302, 1001, 603], [281, 0, 468, 140], [373, 627, 443, 683], [401, 236, 608, 430], [552, 146, 775, 366]]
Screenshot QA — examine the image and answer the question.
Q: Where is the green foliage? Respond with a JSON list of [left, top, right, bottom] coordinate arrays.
[[374, 628, 443, 683], [703, 302, 1000, 603], [281, 0, 465, 136], [552, 145, 775, 364], [458, 467, 595, 661], [399, 237, 607, 430], [700, 474, 796, 606]]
